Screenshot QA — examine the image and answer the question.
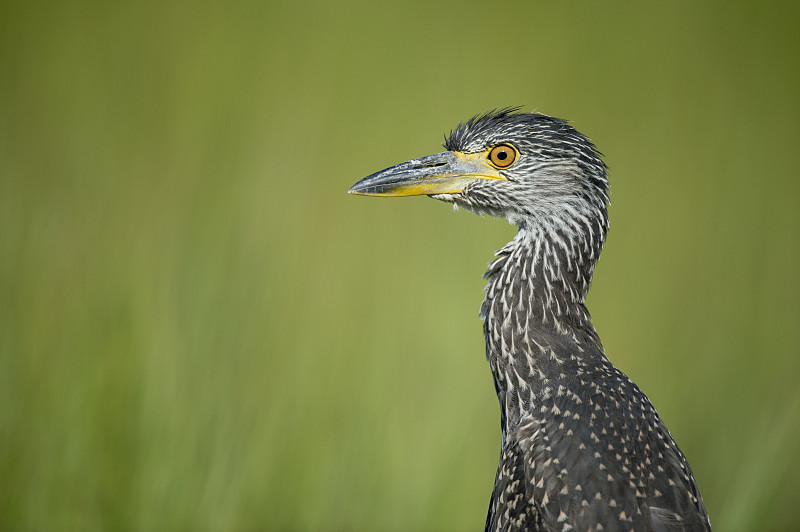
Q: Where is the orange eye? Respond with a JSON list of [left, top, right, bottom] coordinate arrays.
[[488, 144, 517, 168]]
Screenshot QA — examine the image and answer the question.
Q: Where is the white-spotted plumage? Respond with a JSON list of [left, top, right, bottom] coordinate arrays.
[[445, 111, 711, 532]]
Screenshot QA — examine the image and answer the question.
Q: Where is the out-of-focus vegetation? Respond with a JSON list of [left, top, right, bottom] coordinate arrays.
[[1, 1, 798, 530]]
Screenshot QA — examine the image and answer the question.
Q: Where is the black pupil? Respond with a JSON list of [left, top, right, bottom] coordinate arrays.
[[497, 150, 507, 160]]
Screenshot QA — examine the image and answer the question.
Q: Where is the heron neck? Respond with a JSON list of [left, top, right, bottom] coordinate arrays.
[[481, 226, 605, 432]]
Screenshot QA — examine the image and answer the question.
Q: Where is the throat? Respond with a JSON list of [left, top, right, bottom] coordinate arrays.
[[480, 226, 604, 431]]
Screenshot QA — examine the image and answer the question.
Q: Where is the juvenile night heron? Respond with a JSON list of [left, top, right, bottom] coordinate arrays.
[[348, 109, 710, 531]]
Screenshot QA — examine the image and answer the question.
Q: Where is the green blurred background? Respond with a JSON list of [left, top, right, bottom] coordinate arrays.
[[1, 1, 799, 530]]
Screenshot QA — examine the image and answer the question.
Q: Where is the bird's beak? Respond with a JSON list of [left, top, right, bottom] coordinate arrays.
[[348, 151, 506, 197]]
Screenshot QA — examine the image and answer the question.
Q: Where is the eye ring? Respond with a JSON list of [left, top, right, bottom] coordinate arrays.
[[488, 144, 517, 168]]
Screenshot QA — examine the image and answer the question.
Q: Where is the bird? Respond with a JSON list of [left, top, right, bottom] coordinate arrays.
[[348, 108, 710, 532]]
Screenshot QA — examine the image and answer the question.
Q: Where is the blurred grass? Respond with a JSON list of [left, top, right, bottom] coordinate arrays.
[[1, 1, 799, 530]]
